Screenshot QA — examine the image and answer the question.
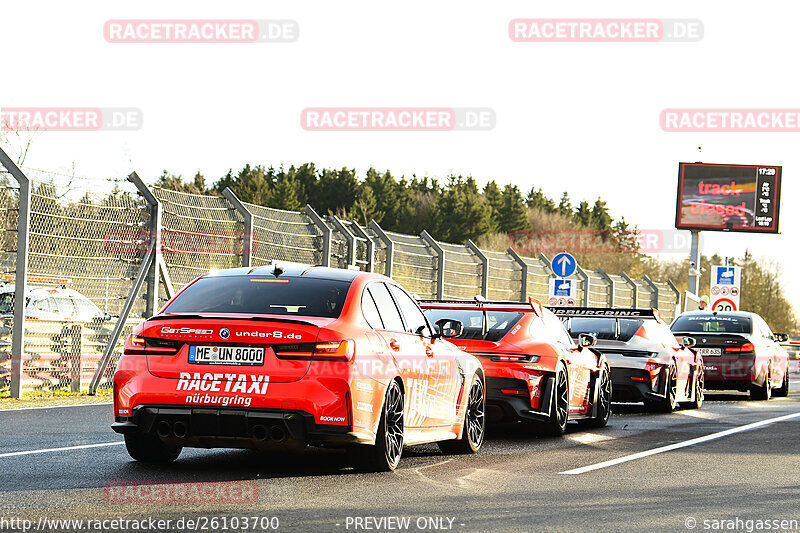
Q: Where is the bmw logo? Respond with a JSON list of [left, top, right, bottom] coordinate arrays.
[[219, 327, 230, 339]]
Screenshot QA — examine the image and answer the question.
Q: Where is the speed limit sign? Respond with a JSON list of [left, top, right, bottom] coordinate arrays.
[[712, 297, 737, 312]]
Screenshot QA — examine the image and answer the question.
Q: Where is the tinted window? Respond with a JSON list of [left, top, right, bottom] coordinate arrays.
[[388, 284, 431, 337], [569, 318, 644, 341], [163, 276, 351, 318], [423, 309, 523, 341], [671, 314, 752, 334], [367, 283, 405, 332], [361, 289, 383, 329]]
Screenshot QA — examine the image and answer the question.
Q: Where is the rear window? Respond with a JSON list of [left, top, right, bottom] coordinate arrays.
[[671, 314, 752, 334], [568, 318, 644, 342], [423, 309, 523, 342], [163, 276, 351, 318]]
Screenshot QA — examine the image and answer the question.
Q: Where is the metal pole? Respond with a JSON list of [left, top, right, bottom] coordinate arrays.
[[666, 279, 681, 319], [642, 275, 659, 309], [576, 265, 591, 307], [327, 215, 356, 267], [127, 172, 160, 317], [368, 220, 393, 277], [689, 230, 701, 295], [596, 267, 615, 307], [507, 247, 528, 302], [420, 231, 445, 299], [349, 222, 374, 272], [304, 205, 331, 267], [466, 240, 489, 298], [0, 148, 31, 398], [222, 188, 253, 268], [620, 271, 639, 307]]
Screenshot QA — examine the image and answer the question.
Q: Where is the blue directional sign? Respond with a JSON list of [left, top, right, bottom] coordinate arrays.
[[552, 252, 576, 278]]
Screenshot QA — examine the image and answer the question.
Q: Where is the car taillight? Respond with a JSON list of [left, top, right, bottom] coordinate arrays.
[[123, 334, 181, 355], [275, 340, 355, 362], [726, 342, 755, 353], [644, 361, 661, 389], [479, 353, 539, 363]]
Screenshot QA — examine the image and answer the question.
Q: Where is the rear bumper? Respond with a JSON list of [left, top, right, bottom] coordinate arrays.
[[113, 405, 362, 449], [610, 367, 665, 403], [484, 375, 553, 423]]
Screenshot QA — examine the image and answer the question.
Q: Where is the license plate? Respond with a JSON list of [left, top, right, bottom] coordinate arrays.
[[188, 345, 265, 366], [698, 348, 722, 356]]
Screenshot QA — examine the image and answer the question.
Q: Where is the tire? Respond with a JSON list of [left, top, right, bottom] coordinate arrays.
[[750, 368, 772, 401], [439, 376, 486, 455], [774, 371, 790, 398], [580, 363, 612, 428], [348, 380, 404, 472], [654, 364, 679, 413], [541, 363, 570, 436], [124, 433, 181, 463], [685, 366, 704, 410]]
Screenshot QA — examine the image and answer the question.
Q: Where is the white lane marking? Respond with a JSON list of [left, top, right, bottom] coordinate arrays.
[[0, 402, 112, 412], [560, 411, 800, 475], [567, 432, 616, 444], [0, 441, 123, 459], [676, 409, 721, 420]]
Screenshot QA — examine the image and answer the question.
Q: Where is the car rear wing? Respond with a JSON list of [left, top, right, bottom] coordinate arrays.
[[547, 306, 661, 321], [418, 297, 543, 316]]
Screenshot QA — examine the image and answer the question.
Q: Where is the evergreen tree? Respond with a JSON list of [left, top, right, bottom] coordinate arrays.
[[574, 200, 592, 227], [271, 174, 302, 211], [483, 180, 503, 230], [590, 197, 613, 229], [557, 191, 573, 217], [526, 186, 556, 213], [431, 176, 492, 242], [497, 184, 530, 233]]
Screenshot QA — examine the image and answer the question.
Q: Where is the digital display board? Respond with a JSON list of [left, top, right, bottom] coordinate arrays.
[[675, 162, 782, 233]]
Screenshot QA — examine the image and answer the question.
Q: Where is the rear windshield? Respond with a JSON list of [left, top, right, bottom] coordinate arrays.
[[671, 314, 752, 334], [568, 318, 644, 341], [423, 309, 524, 342], [163, 276, 351, 318]]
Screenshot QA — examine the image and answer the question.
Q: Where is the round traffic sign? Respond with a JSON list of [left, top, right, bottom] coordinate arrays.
[[712, 298, 737, 312], [721, 287, 729, 296], [731, 287, 739, 296], [552, 252, 577, 278], [711, 286, 720, 295], [548, 297, 558, 305]]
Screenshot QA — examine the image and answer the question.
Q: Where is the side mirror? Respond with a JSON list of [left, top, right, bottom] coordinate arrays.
[[774, 333, 789, 343], [577, 333, 597, 348], [682, 336, 697, 348], [435, 318, 464, 339]]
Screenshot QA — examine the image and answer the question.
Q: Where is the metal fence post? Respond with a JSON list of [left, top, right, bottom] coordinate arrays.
[[620, 271, 638, 306], [70, 324, 82, 393], [576, 265, 591, 307], [666, 279, 681, 317], [368, 220, 393, 277], [222, 188, 253, 268], [349, 222, 374, 272], [466, 240, 489, 298], [327, 215, 356, 266], [596, 267, 615, 307], [304, 205, 331, 267], [420, 231, 445, 299], [0, 148, 30, 398], [507, 248, 528, 302], [127, 172, 161, 316], [642, 275, 659, 309]]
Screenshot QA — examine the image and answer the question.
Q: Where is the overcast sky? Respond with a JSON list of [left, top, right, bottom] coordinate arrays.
[[2, 1, 798, 318]]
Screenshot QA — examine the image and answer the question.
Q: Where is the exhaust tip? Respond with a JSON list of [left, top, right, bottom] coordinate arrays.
[[172, 421, 188, 439], [269, 425, 287, 443], [156, 420, 172, 439], [252, 425, 268, 441]]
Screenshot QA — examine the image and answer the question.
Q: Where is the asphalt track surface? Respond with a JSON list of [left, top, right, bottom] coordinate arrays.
[[2, 378, 800, 533]]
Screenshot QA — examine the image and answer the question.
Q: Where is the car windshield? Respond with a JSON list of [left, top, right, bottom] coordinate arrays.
[[163, 276, 351, 319], [568, 318, 644, 341], [0, 292, 13, 313], [671, 314, 752, 334], [423, 309, 524, 342]]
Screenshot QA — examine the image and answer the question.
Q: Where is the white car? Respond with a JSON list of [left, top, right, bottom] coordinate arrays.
[[0, 284, 108, 322]]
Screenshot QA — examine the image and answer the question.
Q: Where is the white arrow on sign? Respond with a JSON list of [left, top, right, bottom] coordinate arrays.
[[557, 255, 572, 277]]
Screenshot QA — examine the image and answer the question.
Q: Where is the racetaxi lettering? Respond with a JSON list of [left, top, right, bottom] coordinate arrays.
[[176, 372, 269, 395]]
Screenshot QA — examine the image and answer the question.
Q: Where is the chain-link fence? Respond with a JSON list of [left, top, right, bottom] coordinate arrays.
[[0, 154, 681, 397]]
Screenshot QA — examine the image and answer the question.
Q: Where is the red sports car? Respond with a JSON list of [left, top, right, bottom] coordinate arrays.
[[419, 299, 611, 436], [555, 307, 704, 412], [112, 264, 486, 471]]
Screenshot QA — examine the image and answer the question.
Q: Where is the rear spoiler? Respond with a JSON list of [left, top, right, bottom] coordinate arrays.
[[419, 297, 543, 317], [548, 306, 661, 321]]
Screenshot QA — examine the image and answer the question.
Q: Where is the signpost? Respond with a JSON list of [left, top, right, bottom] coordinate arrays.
[[548, 278, 577, 307], [710, 265, 741, 311]]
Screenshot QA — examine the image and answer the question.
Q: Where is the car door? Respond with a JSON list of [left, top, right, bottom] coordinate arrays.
[[388, 283, 457, 428], [543, 312, 593, 414], [756, 316, 786, 386], [366, 282, 432, 428]]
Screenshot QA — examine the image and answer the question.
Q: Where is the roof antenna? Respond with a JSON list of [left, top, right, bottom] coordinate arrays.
[[273, 263, 284, 277]]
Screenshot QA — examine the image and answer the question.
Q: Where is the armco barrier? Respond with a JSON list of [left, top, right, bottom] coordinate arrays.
[[0, 148, 681, 397]]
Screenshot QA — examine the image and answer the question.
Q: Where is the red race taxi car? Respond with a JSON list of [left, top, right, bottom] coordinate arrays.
[[671, 311, 790, 400], [555, 307, 703, 412], [419, 299, 611, 436], [112, 264, 486, 471]]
